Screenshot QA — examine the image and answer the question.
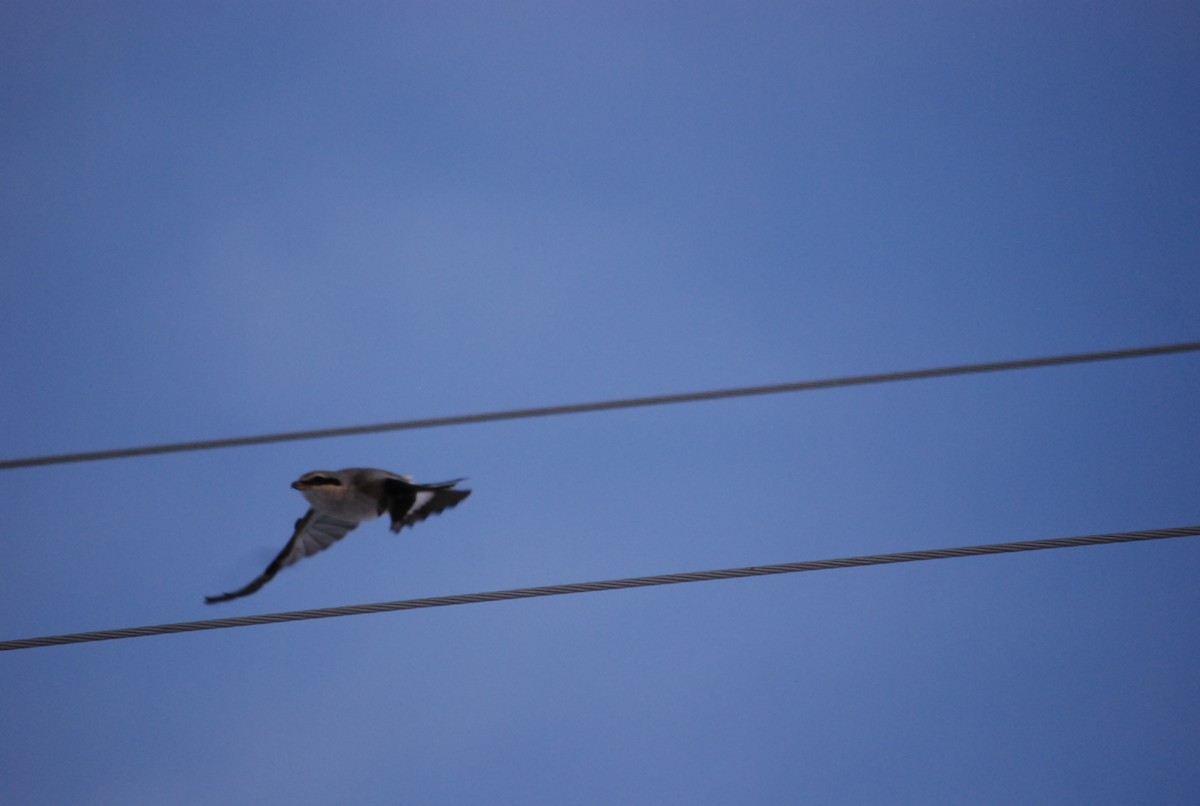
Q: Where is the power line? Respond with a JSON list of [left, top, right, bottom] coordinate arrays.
[[3, 524, 1196, 652], [3, 340, 1197, 471]]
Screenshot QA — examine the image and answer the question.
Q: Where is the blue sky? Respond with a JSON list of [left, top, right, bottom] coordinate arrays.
[[2, 2, 1199, 803]]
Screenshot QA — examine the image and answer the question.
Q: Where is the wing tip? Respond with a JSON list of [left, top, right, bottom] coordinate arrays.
[[390, 485, 472, 532]]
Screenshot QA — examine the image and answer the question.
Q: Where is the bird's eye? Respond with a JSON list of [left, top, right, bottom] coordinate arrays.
[[307, 476, 342, 486]]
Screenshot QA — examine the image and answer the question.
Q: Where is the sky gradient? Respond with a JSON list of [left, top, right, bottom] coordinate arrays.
[[2, 3, 1199, 804]]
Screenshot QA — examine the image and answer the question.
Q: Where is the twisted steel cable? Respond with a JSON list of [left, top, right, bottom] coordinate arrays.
[[3, 525, 1196, 652], [2, 341, 1197, 470]]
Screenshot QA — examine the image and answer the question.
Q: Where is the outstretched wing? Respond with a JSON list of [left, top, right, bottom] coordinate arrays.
[[384, 478, 471, 532], [204, 510, 362, 604]]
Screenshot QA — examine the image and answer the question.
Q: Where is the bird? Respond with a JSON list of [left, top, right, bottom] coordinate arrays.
[[205, 468, 471, 604]]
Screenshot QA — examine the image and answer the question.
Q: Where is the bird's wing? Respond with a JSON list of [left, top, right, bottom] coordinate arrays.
[[204, 510, 361, 604], [384, 478, 471, 532]]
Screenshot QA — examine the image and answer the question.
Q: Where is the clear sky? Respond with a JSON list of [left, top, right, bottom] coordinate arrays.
[[2, 2, 1199, 804]]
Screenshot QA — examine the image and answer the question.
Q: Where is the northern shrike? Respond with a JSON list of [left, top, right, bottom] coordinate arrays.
[[205, 468, 470, 604]]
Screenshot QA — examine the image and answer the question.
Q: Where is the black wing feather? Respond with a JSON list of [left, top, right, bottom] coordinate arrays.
[[384, 478, 471, 532], [204, 510, 361, 604]]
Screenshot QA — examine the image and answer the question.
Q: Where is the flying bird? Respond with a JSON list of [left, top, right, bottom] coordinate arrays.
[[205, 468, 470, 604]]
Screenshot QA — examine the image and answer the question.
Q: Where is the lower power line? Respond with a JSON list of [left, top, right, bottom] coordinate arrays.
[[2, 525, 1197, 652]]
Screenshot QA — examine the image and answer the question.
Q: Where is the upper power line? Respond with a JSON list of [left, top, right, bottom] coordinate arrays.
[[2, 524, 1196, 652], [2, 340, 1197, 471]]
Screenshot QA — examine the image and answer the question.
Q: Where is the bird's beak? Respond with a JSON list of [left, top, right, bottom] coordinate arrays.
[[291, 481, 307, 491]]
